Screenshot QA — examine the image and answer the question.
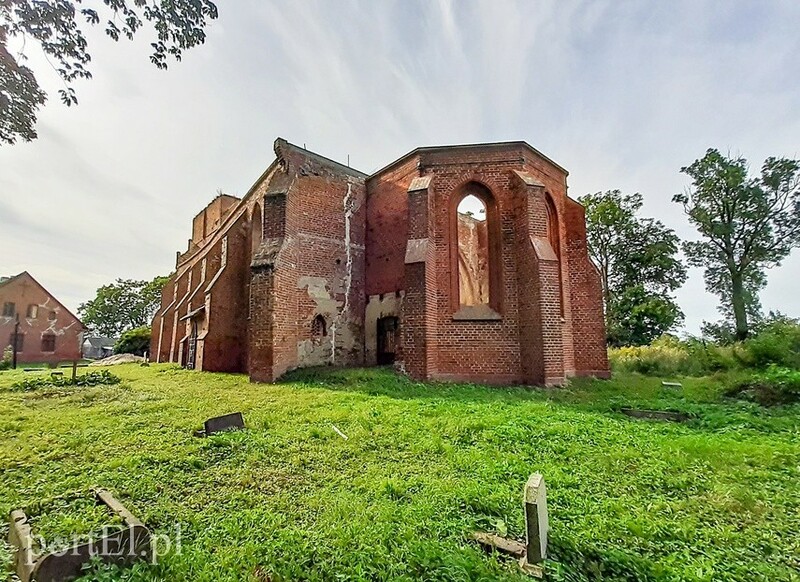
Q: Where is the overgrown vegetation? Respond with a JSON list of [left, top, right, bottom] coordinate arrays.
[[79, 277, 169, 337], [0, 345, 11, 371], [9, 369, 120, 392], [0, 364, 797, 581], [609, 318, 800, 405], [114, 326, 152, 356], [726, 366, 800, 406]]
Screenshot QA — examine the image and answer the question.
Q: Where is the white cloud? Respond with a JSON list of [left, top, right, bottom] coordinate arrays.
[[1, 0, 798, 333]]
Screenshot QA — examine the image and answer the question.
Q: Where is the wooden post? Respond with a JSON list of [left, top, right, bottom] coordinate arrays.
[[72, 360, 77, 381], [523, 473, 548, 564]]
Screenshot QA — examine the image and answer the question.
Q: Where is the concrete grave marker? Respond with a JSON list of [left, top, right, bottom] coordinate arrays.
[[195, 412, 245, 437], [472, 472, 548, 577], [523, 473, 548, 564]]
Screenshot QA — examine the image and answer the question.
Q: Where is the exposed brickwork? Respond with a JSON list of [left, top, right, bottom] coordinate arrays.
[[366, 142, 608, 384], [152, 139, 608, 385], [0, 272, 85, 364]]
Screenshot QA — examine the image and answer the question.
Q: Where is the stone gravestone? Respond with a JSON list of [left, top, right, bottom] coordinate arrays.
[[203, 412, 245, 436], [524, 473, 548, 564]]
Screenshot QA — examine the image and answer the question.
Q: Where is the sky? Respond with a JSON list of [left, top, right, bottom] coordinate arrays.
[[1, 0, 799, 334]]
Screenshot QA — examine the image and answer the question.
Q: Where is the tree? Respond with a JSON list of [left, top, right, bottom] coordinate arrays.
[[1, 0, 218, 145], [674, 149, 800, 340], [79, 275, 169, 336], [581, 190, 687, 346], [114, 326, 151, 356]]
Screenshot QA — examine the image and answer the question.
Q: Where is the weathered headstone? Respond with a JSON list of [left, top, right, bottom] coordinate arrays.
[[472, 472, 548, 577], [8, 489, 151, 582], [200, 412, 245, 437], [523, 473, 548, 564], [620, 407, 690, 422]]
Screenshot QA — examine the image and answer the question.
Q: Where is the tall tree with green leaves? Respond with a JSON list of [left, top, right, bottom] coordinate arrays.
[[79, 276, 169, 337], [1, 0, 218, 144], [581, 190, 687, 346], [674, 149, 800, 340]]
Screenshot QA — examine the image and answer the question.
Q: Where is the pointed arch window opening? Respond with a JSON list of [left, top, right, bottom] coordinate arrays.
[[457, 194, 490, 307], [545, 194, 565, 317], [450, 182, 503, 319], [311, 315, 327, 340], [251, 203, 263, 256]]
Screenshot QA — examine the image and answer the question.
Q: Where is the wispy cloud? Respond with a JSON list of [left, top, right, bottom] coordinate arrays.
[[1, 0, 798, 331]]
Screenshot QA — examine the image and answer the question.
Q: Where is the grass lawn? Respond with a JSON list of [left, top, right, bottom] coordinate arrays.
[[0, 364, 798, 581]]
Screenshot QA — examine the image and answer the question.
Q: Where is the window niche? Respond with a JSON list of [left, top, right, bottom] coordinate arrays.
[[452, 182, 501, 320], [41, 333, 56, 353], [250, 203, 263, 256], [545, 193, 565, 317], [311, 315, 327, 340], [457, 194, 489, 306]]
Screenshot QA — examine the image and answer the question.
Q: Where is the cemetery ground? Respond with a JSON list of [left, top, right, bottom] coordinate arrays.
[[0, 365, 797, 582]]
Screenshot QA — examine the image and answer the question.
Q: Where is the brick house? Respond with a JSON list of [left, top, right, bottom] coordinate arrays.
[[151, 138, 609, 385], [0, 272, 85, 364]]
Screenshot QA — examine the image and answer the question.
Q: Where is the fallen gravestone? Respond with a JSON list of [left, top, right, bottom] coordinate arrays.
[[194, 412, 245, 437], [620, 407, 691, 422], [8, 489, 151, 582]]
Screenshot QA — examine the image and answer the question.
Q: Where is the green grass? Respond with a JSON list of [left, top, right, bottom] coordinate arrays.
[[0, 365, 798, 581]]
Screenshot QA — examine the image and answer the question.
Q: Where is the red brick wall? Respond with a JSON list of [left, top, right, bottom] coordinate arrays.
[[152, 139, 608, 385], [0, 273, 84, 364], [565, 198, 610, 377], [366, 156, 418, 296], [247, 141, 367, 382], [367, 142, 608, 385], [202, 214, 250, 372]]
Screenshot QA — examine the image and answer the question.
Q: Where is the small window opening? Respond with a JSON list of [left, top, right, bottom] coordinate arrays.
[[457, 194, 489, 306], [41, 333, 56, 353], [2, 302, 15, 317], [251, 203, 263, 255], [311, 315, 327, 339], [27, 304, 38, 318], [48, 310, 57, 321]]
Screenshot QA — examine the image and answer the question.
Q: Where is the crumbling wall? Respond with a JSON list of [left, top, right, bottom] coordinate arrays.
[[457, 213, 489, 306]]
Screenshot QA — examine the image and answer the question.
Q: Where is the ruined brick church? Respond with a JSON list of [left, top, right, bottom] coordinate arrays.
[[151, 139, 609, 385]]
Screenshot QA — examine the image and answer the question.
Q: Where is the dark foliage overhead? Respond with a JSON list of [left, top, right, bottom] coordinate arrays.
[[0, 0, 218, 144]]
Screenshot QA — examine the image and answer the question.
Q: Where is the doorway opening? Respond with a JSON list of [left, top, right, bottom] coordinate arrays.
[[377, 316, 399, 365]]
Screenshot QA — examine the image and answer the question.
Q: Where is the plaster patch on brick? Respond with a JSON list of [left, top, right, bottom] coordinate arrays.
[[404, 238, 428, 264], [329, 182, 356, 365], [531, 236, 558, 261]]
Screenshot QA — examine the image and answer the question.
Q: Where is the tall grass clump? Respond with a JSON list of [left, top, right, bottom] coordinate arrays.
[[609, 335, 721, 376], [609, 318, 800, 380]]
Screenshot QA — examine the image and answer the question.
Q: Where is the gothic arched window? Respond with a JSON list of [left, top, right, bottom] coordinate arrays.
[[450, 181, 502, 317]]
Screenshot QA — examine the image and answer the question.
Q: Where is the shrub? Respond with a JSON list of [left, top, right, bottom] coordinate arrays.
[[10, 370, 121, 392], [725, 366, 800, 406], [0, 345, 11, 371], [608, 335, 703, 376], [740, 318, 800, 369], [610, 319, 800, 378], [114, 326, 151, 356]]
